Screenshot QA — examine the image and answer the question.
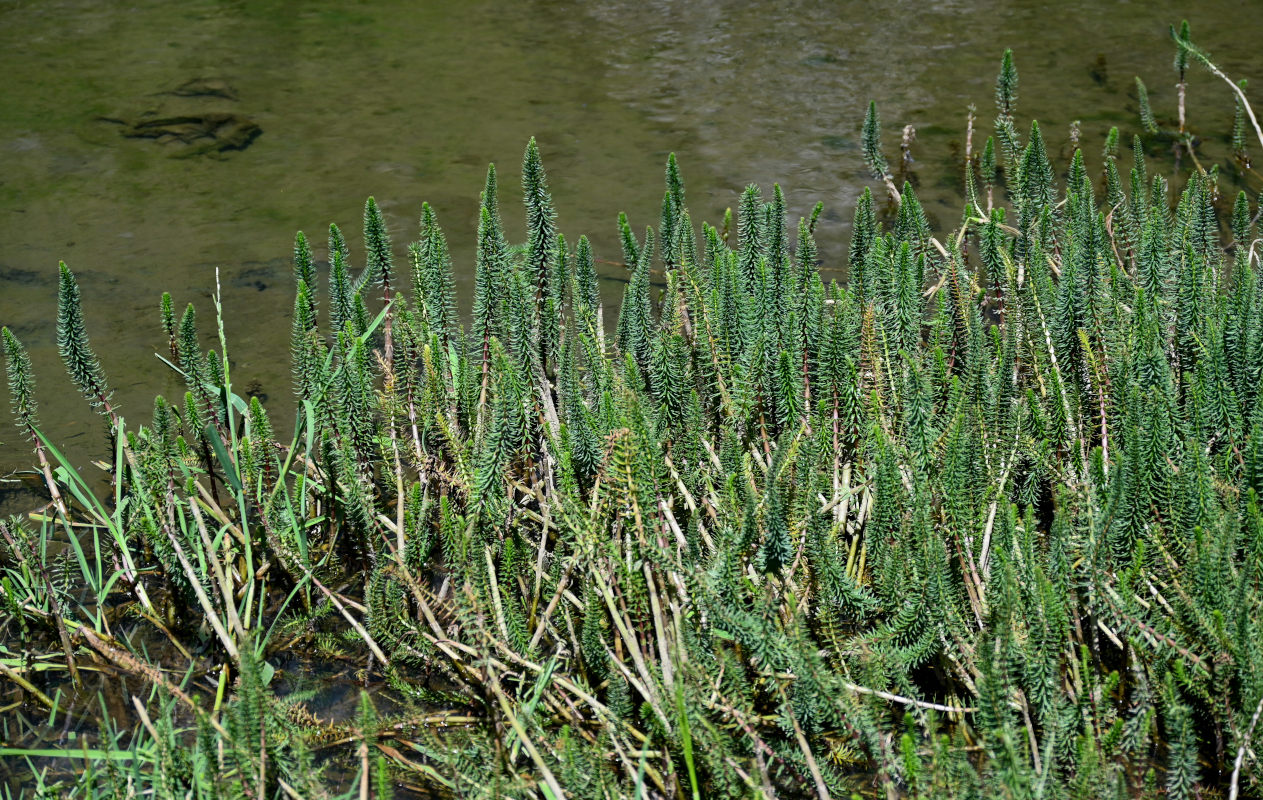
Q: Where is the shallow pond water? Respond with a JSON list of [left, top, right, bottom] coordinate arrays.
[[1, 0, 1260, 498]]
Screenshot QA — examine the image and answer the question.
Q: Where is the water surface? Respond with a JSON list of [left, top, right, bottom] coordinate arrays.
[[1, 0, 1259, 494]]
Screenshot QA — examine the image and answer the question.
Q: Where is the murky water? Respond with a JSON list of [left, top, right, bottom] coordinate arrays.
[[1, 0, 1260, 496]]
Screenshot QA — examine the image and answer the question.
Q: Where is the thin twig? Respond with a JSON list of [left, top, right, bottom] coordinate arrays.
[[1230, 693, 1263, 800]]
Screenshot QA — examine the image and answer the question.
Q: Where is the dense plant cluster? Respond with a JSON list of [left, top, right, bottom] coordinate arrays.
[[4, 27, 1263, 800]]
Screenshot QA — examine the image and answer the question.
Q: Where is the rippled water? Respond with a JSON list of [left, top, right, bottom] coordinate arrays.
[[1, 0, 1259, 494]]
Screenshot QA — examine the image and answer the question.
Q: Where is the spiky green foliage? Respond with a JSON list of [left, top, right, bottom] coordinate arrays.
[[293, 229, 316, 313], [160, 290, 177, 354], [291, 284, 323, 406], [862, 100, 889, 179], [523, 137, 559, 367], [412, 201, 458, 344], [11, 34, 1263, 800], [474, 200, 506, 356], [573, 233, 600, 325], [980, 135, 997, 189], [1173, 19, 1192, 79], [995, 48, 1019, 116], [1136, 77, 1159, 134], [3, 327, 38, 440], [661, 152, 686, 268], [56, 261, 112, 417], [363, 195, 394, 298], [329, 225, 356, 338]]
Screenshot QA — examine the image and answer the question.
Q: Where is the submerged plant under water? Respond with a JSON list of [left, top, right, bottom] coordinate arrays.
[[5, 23, 1263, 800]]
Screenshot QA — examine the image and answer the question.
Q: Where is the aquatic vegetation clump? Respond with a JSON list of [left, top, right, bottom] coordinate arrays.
[[5, 24, 1263, 800]]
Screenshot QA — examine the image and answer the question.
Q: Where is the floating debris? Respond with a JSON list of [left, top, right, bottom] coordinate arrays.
[[98, 77, 260, 157], [165, 77, 239, 101], [101, 112, 261, 157]]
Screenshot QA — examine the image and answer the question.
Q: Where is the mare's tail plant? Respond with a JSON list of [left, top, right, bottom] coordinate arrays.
[[5, 26, 1263, 800]]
